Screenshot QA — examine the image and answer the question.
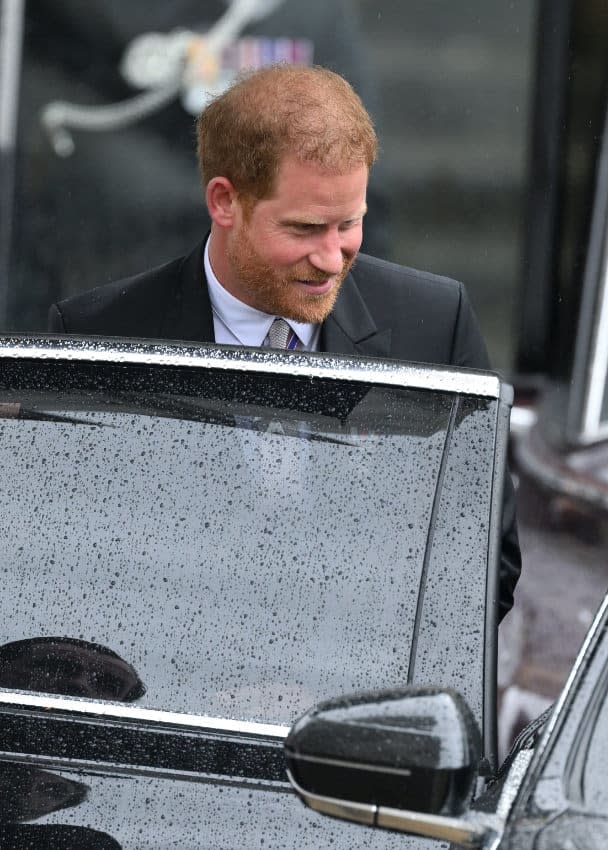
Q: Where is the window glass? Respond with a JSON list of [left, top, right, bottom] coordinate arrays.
[[535, 814, 608, 850], [0, 361, 496, 725]]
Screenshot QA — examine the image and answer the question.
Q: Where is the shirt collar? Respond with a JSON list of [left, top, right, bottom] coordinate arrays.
[[204, 237, 318, 348]]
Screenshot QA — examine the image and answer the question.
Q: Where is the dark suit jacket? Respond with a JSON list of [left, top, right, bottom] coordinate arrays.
[[48, 240, 521, 621]]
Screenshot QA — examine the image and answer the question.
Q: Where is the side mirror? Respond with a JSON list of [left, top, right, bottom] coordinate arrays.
[[285, 687, 494, 847]]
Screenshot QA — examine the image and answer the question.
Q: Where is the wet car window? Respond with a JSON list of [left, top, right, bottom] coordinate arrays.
[[0, 356, 499, 726], [533, 814, 608, 850]]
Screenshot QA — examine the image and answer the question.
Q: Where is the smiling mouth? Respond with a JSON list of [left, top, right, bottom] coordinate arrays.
[[295, 277, 332, 288], [293, 278, 334, 297]]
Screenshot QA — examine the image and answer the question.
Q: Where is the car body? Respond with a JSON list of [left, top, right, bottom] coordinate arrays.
[[286, 582, 608, 849], [0, 334, 511, 848]]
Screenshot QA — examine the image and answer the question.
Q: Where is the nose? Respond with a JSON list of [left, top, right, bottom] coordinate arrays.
[[308, 230, 345, 276]]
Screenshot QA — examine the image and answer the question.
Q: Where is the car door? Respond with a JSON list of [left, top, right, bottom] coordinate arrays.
[[0, 336, 510, 848]]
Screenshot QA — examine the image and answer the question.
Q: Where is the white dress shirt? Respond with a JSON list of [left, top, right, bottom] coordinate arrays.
[[204, 238, 321, 351]]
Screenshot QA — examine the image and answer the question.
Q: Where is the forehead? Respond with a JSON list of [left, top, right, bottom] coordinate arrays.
[[264, 156, 368, 212]]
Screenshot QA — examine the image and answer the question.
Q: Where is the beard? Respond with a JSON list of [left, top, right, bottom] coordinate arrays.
[[226, 224, 355, 323]]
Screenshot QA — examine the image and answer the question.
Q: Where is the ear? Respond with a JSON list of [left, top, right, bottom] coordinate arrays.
[[206, 177, 238, 227]]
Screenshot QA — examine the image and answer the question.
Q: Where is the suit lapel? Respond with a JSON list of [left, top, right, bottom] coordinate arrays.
[[161, 239, 216, 343], [321, 270, 392, 358]]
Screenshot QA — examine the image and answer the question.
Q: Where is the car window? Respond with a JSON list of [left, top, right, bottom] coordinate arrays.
[[0, 351, 501, 731], [534, 814, 608, 850]]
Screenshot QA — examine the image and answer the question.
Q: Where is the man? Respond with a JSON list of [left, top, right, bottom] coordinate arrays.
[[16, 0, 389, 331], [48, 64, 520, 621]]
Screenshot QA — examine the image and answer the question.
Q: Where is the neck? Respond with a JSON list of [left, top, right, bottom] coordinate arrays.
[[207, 228, 228, 288]]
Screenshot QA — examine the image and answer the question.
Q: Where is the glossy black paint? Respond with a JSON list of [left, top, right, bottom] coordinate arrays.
[[285, 593, 608, 848], [0, 764, 121, 849], [285, 688, 480, 814], [498, 594, 608, 850], [0, 709, 286, 783]]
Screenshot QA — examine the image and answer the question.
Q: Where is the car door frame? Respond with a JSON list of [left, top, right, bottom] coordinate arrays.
[[0, 334, 510, 790]]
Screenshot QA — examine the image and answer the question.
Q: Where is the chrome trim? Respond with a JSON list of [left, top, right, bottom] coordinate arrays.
[[376, 805, 497, 849], [0, 336, 504, 399], [288, 751, 412, 777], [0, 688, 289, 740], [581, 250, 608, 441], [499, 382, 514, 407], [287, 768, 498, 847], [0, 0, 24, 151], [570, 104, 608, 444]]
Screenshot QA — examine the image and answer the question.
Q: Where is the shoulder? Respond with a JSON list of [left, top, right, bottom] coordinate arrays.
[[49, 255, 187, 335], [350, 252, 465, 310], [62, 256, 183, 314], [345, 253, 488, 369]]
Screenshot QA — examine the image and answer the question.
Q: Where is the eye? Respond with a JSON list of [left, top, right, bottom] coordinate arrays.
[[293, 223, 320, 232]]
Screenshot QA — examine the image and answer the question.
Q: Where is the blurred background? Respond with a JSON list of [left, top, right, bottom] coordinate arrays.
[[2, 0, 533, 373]]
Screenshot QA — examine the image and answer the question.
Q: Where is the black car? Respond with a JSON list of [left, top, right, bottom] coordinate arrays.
[[0, 335, 510, 848], [286, 583, 608, 849]]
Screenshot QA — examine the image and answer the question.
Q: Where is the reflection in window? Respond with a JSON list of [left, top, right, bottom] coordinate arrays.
[[0, 373, 496, 727]]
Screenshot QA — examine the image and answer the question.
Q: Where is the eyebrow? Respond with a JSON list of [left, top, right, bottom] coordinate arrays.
[[280, 207, 368, 228]]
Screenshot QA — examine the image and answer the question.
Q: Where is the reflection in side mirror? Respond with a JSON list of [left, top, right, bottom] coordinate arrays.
[[285, 688, 494, 847]]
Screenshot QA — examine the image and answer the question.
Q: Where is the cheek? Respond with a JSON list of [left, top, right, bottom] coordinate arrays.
[[263, 238, 310, 268], [342, 227, 363, 257]]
